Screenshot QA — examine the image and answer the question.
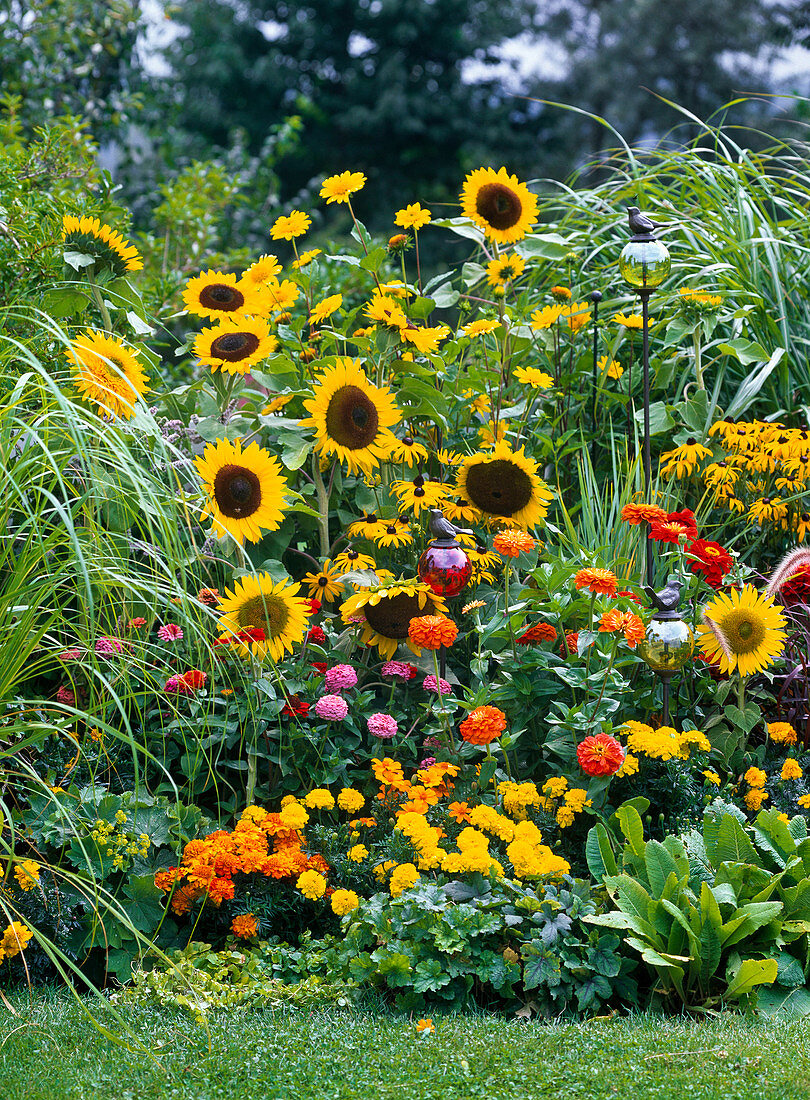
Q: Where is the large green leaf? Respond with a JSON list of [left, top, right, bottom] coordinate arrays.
[[723, 901, 783, 947], [757, 985, 810, 1019], [615, 804, 646, 859], [724, 958, 778, 1001], [716, 815, 759, 865], [585, 823, 617, 881], [645, 840, 681, 896]]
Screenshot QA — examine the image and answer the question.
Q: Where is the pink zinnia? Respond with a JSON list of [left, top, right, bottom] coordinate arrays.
[[95, 636, 125, 656], [422, 736, 441, 749], [367, 713, 398, 739], [314, 694, 349, 721], [324, 664, 358, 692], [56, 686, 76, 706], [164, 674, 192, 696], [158, 624, 184, 642], [57, 648, 82, 661], [423, 674, 453, 696], [419, 756, 437, 769], [382, 661, 413, 680]]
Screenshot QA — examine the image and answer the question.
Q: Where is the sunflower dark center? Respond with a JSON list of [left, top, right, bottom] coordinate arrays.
[[722, 609, 766, 654], [325, 385, 379, 450], [210, 332, 261, 361], [464, 458, 533, 517], [213, 464, 262, 518], [199, 283, 245, 311], [365, 593, 424, 639], [237, 594, 289, 638], [475, 183, 523, 231]]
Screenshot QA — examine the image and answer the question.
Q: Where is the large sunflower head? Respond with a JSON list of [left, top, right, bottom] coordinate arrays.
[[183, 270, 262, 319], [65, 330, 150, 420], [460, 167, 538, 245], [218, 574, 310, 662], [300, 358, 401, 475], [697, 583, 787, 678], [456, 441, 552, 528], [194, 317, 277, 374], [341, 578, 447, 659], [195, 438, 290, 544], [62, 215, 143, 276]]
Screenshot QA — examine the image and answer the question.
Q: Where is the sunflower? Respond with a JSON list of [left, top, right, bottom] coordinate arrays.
[[456, 441, 551, 528], [195, 438, 290, 544], [697, 584, 787, 678], [460, 167, 538, 244], [183, 271, 261, 319], [62, 215, 143, 275], [218, 574, 310, 662], [320, 171, 367, 204], [194, 317, 277, 374], [309, 294, 343, 326], [341, 579, 447, 659], [261, 278, 300, 314], [65, 330, 150, 419], [270, 210, 311, 240], [302, 560, 346, 603], [485, 255, 526, 286], [300, 358, 401, 475]]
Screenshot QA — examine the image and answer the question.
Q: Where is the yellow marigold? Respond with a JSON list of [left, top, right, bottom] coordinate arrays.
[[703, 770, 721, 785], [389, 863, 420, 898], [782, 758, 803, 780], [331, 889, 360, 916], [745, 789, 769, 811], [303, 789, 336, 811], [469, 804, 515, 842], [280, 802, 310, 830], [231, 914, 258, 939], [744, 766, 767, 788], [769, 722, 797, 745], [678, 729, 711, 754], [348, 844, 369, 863], [615, 752, 639, 778], [13, 860, 41, 892], [799, 794, 810, 809], [1, 922, 33, 959], [337, 788, 365, 813], [542, 777, 568, 798], [296, 870, 327, 900]]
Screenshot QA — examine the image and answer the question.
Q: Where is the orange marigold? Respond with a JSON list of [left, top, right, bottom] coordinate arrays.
[[493, 529, 536, 558], [574, 567, 618, 597], [459, 705, 507, 746], [621, 503, 668, 525], [408, 614, 459, 650], [231, 913, 258, 939]]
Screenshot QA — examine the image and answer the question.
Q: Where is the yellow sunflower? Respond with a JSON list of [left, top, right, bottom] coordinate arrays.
[[457, 441, 552, 528], [485, 255, 526, 286], [62, 214, 143, 275], [270, 210, 311, 240], [183, 271, 261, 319], [194, 317, 277, 374], [697, 584, 787, 678], [300, 358, 401, 475], [302, 560, 346, 603], [65, 330, 150, 420], [195, 438, 290, 544], [242, 255, 282, 287], [309, 294, 343, 326], [260, 278, 300, 314], [320, 171, 367, 204], [341, 579, 447, 659], [460, 167, 538, 245], [218, 574, 310, 662]]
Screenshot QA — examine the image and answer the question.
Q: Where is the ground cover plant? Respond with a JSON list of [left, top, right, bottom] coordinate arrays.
[[6, 102, 810, 1040]]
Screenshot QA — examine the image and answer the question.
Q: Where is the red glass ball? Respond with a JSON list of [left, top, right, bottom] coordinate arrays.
[[417, 544, 472, 598]]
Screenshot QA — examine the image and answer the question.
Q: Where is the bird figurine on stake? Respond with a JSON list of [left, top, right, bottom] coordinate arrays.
[[427, 508, 473, 545], [637, 576, 694, 725], [626, 206, 678, 237]]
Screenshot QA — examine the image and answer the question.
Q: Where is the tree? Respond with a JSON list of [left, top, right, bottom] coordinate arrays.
[[153, 0, 543, 222]]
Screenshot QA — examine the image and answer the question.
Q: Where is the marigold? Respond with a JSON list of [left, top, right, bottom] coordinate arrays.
[[389, 862, 420, 897], [574, 567, 618, 597], [459, 705, 507, 746], [408, 614, 458, 651], [331, 889, 360, 916], [744, 766, 767, 788], [231, 914, 258, 939], [782, 758, 803, 780], [745, 788, 769, 811], [769, 721, 797, 745], [337, 788, 365, 813], [296, 869, 327, 900]]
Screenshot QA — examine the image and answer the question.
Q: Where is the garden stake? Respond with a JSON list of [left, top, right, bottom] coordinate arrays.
[[590, 289, 602, 469]]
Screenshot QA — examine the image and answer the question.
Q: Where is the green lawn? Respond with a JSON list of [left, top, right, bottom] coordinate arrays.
[[2, 992, 809, 1100]]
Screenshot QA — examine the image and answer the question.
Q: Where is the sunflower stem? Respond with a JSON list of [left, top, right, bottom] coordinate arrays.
[[88, 279, 114, 332], [312, 452, 331, 557]]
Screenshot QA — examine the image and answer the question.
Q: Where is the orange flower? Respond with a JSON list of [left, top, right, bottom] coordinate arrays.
[[493, 529, 536, 558], [621, 503, 668, 525], [408, 614, 459, 651], [231, 913, 258, 939], [448, 800, 472, 823], [598, 609, 624, 633], [459, 705, 507, 746], [576, 733, 625, 777], [372, 757, 406, 787], [599, 609, 645, 648], [574, 567, 618, 597]]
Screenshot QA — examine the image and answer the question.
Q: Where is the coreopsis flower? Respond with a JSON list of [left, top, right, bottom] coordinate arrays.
[[576, 733, 625, 777], [459, 705, 507, 746]]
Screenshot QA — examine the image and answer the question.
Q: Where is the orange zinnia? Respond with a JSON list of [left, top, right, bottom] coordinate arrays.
[[408, 614, 459, 651], [493, 528, 536, 558], [621, 502, 668, 525], [599, 609, 645, 648], [459, 705, 507, 745], [574, 567, 618, 597]]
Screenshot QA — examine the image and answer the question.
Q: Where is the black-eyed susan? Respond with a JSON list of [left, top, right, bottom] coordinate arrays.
[[372, 523, 414, 549], [677, 287, 722, 313], [460, 167, 538, 245], [394, 203, 431, 230], [194, 438, 290, 544], [320, 171, 367, 204], [341, 578, 447, 659], [347, 513, 388, 540], [62, 214, 143, 275], [485, 254, 526, 286], [466, 544, 500, 584], [659, 439, 713, 478], [301, 358, 401, 475], [309, 293, 342, 326], [194, 317, 277, 374], [443, 498, 482, 525], [462, 319, 501, 338], [392, 475, 451, 517], [697, 583, 787, 678], [457, 441, 552, 528], [514, 366, 554, 388], [748, 497, 788, 525], [242, 255, 282, 288], [333, 548, 377, 573], [270, 210, 311, 240], [530, 305, 566, 330], [302, 560, 346, 602], [218, 574, 310, 662], [436, 449, 464, 467], [65, 330, 150, 420], [389, 436, 430, 467], [183, 270, 261, 319]]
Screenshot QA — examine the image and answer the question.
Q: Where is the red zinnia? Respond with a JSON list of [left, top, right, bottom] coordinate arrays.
[[649, 520, 690, 545], [666, 509, 698, 539], [562, 631, 579, 656], [310, 661, 328, 675], [576, 733, 625, 777], [181, 669, 207, 690], [777, 566, 810, 607], [307, 626, 327, 644], [686, 539, 733, 589], [282, 694, 310, 717]]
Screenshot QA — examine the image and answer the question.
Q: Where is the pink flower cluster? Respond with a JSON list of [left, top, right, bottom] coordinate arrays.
[[314, 694, 348, 721], [158, 623, 184, 642], [423, 674, 453, 695], [367, 713, 398, 739], [324, 664, 358, 692], [57, 648, 82, 661], [164, 669, 207, 695], [56, 686, 76, 706], [381, 661, 417, 681], [95, 637, 125, 657]]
